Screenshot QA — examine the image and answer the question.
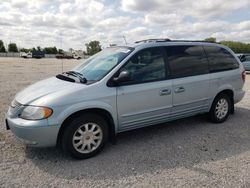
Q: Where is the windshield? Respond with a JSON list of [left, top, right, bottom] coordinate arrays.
[[73, 47, 133, 81]]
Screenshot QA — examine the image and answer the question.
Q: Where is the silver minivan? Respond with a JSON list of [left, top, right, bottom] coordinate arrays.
[[6, 39, 246, 159], [237, 53, 250, 71]]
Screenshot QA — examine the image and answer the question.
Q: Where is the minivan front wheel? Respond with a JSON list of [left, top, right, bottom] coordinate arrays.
[[62, 114, 108, 159], [209, 94, 231, 123]]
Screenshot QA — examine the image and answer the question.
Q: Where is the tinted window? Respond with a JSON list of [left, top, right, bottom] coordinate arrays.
[[165, 45, 209, 78], [203, 46, 239, 72], [120, 47, 166, 84]]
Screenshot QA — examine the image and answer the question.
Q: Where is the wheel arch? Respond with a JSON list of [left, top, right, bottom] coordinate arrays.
[[56, 108, 117, 146], [211, 89, 234, 113]]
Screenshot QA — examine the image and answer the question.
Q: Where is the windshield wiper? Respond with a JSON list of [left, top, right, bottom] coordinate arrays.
[[56, 74, 75, 82], [65, 71, 87, 83]]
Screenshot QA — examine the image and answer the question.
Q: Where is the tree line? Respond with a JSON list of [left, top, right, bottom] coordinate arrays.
[[0, 40, 19, 53], [0, 40, 63, 54], [19, 46, 64, 54], [0, 40, 102, 55], [204, 37, 250, 53]]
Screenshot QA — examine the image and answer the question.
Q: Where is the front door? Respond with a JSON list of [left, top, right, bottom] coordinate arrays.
[[116, 47, 173, 131]]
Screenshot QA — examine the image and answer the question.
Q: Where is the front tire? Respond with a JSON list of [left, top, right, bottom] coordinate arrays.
[[62, 114, 108, 159], [209, 94, 231, 123]]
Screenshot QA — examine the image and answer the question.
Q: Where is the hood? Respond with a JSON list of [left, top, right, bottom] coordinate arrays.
[[16, 76, 87, 105]]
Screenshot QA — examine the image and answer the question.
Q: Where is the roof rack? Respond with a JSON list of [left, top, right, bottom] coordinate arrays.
[[170, 40, 218, 43], [134, 39, 218, 44], [135, 38, 171, 43]]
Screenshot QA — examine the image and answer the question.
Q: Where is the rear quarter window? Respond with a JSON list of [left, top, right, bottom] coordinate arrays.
[[203, 46, 239, 73]]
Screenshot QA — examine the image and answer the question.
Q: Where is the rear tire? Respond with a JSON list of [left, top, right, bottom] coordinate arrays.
[[209, 94, 231, 123], [62, 114, 108, 159]]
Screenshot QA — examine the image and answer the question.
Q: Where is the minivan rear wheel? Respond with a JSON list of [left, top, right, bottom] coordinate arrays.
[[209, 94, 231, 123], [62, 114, 108, 159]]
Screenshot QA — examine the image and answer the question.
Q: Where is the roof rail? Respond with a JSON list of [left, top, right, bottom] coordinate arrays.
[[134, 39, 218, 44], [135, 38, 171, 43], [170, 40, 218, 43]]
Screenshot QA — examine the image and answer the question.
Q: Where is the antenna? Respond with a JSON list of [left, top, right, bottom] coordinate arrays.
[[60, 31, 64, 72], [123, 36, 128, 45]]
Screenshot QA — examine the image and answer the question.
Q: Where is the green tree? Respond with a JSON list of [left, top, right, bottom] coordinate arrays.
[[8, 43, 18, 52], [58, 49, 64, 54], [37, 46, 42, 51], [20, 48, 32, 53], [85, 40, 102, 55], [0, 40, 6, 52], [203, 38, 250, 53], [220, 41, 250, 53], [43, 46, 58, 54], [204, 37, 217, 42], [52, 46, 58, 54]]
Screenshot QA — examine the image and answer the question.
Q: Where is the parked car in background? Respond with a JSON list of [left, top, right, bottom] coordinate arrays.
[[72, 50, 84, 60], [56, 53, 73, 59], [73, 53, 83, 60], [236, 53, 250, 71], [56, 51, 83, 60], [32, 50, 45, 59], [20, 52, 32, 58], [6, 39, 246, 159]]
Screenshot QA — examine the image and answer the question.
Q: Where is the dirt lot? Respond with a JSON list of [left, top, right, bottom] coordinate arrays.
[[0, 57, 250, 188]]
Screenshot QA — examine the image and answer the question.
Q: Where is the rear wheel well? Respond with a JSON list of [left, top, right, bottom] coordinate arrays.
[[213, 89, 234, 113], [57, 108, 116, 146]]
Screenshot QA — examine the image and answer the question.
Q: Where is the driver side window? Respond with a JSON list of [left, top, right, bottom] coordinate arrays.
[[121, 47, 166, 84]]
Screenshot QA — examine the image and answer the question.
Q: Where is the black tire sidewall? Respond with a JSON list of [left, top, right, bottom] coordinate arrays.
[[210, 94, 231, 123], [62, 114, 108, 159]]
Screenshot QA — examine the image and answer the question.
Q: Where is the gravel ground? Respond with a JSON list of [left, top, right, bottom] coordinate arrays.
[[0, 57, 250, 188]]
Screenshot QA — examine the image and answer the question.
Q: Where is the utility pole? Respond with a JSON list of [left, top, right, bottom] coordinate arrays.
[[60, 31, 64, 73], [123, 36, 128, 46]]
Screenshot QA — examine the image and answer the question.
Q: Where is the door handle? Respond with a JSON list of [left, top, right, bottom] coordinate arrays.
[[174, 86, 185, 93], [160, 89, 171, 96]]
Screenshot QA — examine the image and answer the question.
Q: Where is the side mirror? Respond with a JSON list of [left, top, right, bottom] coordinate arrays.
[[113, 71, 131, 84]]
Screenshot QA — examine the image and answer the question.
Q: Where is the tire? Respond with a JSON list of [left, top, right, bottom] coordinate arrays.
[[209, 93, 232, 123], [62, 114, 108, 159]]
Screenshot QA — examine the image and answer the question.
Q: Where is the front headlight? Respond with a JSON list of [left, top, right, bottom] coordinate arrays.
[[20, 106, 53, 120]]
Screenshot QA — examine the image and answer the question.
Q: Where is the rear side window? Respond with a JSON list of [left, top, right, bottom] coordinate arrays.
[[203, 46, 239, 73], [165, 45, 209, 78]]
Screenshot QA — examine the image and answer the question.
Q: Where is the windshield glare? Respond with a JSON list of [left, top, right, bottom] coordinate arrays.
[[73, 47, 132, 81]]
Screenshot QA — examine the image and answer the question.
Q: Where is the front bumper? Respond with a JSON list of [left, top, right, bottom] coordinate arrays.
[[6, 116, 59, 147]]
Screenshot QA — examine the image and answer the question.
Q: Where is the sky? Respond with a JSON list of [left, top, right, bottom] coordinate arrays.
[[0, 0, 250, 51]]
